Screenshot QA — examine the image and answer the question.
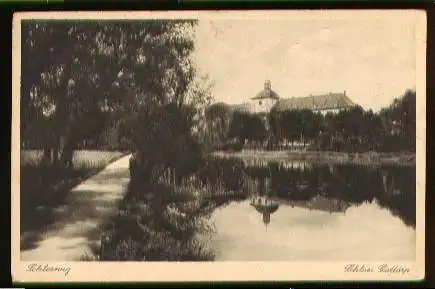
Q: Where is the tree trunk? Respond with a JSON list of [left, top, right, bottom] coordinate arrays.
[[42, 147, 53, 166], [42, 123, 56, 166], [60, 139, 74, 170], [52, 135, 62, 167]]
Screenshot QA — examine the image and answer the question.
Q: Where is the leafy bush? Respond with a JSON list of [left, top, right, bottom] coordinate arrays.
[[198, 156, 246, 192], [98, 180, 215, 261], [378, 135, 410, 153], [219, 141, 243, 152]]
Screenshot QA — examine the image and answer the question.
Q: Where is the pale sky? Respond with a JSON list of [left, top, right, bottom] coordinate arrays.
[[193, 12, 417, 112]]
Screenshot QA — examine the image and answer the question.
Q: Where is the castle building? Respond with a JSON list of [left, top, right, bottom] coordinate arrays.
[[249, 80, 280, 114], [227, 80, 357, 115]]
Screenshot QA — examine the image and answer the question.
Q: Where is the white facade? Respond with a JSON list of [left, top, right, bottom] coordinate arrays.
[[249, 98, 278, 114], [315, 108, 341, 115]]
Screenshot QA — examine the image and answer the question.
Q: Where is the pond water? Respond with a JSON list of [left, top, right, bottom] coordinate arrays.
[[208, 159, 416, 261]]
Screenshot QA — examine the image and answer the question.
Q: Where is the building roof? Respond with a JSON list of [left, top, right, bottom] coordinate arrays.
[[251, 80, 280, 100], [273, 92, 356, 112]]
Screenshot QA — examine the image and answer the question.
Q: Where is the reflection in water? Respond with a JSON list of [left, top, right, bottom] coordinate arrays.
[[242, 160, 416, 227], [243, 158, 311, 171], [250, 196, 280, 229], [210, 199, 415, 261], [208, 158, 416, 261]]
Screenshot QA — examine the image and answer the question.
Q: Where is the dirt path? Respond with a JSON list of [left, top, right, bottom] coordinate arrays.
[[20, 154, 132, 261]]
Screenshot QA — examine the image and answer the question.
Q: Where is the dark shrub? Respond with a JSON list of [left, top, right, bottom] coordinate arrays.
[[378, 135, 409, 153], [198, 157, 246, 192], [221, 141, 243, 152]]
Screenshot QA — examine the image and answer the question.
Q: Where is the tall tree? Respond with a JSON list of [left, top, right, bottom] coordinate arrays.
[[362, 109, 383, 151], [21, 20, 201, 169], [279, 110, 301, 148], [267, 107, 282, 149], [204, 102, 231, 147], [228, 111, 250, 146], [246, 114, 267, 148], [299, 109, 316, 147]]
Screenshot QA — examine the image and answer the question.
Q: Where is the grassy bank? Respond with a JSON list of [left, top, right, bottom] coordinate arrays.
[[87, 157, 254, 261], [20, 150, 126, 234], [213, 150, 416, 167], [91, 181, 218, 261], [20, 150, 126, 167]]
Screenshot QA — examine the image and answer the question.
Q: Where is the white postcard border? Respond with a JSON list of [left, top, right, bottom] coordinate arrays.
[[11, 10, 426, 282]]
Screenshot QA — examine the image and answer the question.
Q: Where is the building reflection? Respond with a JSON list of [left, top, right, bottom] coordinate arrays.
[[250, 196, 280, 229]]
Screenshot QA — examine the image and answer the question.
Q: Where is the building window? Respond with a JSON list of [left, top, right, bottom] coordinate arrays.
[[259, 101, 262, 105]]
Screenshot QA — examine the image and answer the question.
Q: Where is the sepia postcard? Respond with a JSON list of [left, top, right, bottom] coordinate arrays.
[[12, 10, 426, 282]]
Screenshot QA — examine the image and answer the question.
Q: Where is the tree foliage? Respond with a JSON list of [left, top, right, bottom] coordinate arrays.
[[21, 20, 208, 169], [379, 89, 416, 152], [204, 102, 232, 147]]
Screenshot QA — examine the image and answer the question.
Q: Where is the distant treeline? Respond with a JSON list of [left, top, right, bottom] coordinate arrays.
[[204, 90, 416, 153]]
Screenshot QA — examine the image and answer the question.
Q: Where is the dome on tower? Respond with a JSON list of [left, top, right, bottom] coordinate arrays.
[[251, 80, 280, 101]]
